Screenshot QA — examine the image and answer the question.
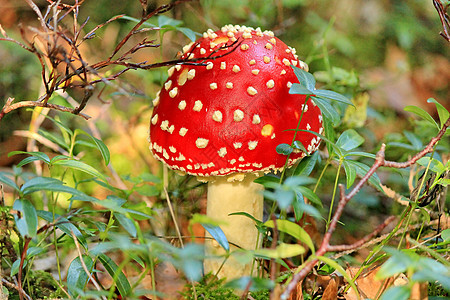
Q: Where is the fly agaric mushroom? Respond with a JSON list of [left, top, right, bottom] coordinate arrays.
[[149, 25, 323, 279]]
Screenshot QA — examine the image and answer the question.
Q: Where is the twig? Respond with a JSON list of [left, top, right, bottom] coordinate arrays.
[[71, 231, 107, 300], [281, 116, 450, 299], [1, 279, 32, 300], [163, 187, 184, 248], [0, 98, 91, 122], [433, 0, 450, 42], [17, 237, 31, 300]]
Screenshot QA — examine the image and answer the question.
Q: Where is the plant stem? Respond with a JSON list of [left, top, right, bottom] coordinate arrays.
[[327, 160, 342, 229]]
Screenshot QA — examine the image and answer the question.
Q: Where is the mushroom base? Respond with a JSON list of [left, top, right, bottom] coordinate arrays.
[[204, 174, 264, 279]]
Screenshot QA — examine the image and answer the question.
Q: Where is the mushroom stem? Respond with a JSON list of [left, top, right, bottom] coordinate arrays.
[[204, 174, 264, 279]]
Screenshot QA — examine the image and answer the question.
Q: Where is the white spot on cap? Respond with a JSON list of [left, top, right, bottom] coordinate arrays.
[[263, 56, 271, 63], [266, 79, 275, 89], [210, 83, 218, 90], [248, 141, 258, 150], [168, 125, 174, 134], [233, 142, 242, 149], [241, 44, 249, 51], [151, 114, 158, 125], [251, 69, 260, 75], [271, 133, 276, 139], [234, 109, 244, 121], [196, 138, 209, 149], [218, 147, 227, 157], [220, 62, 226, 70], [206, 62, 214, 70], [178, 100, 187, 110], [187, 69, 196, 80], [265, 43, 273, 50], [283, 58, 291, 66], [175, 65, 182, 71], [291, 60, 298, 66], [152, 95, 160, 107], [160, 120, 169, 131], [280, 69, 287, 75], [252, 114, 261, 124], [193, 100, 203, 112], [232, 65, 241, 73], [287, 82, 292, 88], [169, 87, 178, 98], [227, 31, 234, 38], [200, 48, 206, 55], [247, 86, 258, 96], [168, 66, 175, 77], [306, 123, 311, 130], [164, 80, 172, 91], [242, 32, 252, 39], [226, 82, 233, 89], [212, 110, 223, 122], [179, 127, 188, 136], [269, 38, 276, 44], [285, 48, 291, 53], [238, 156, 245, 162], [169, 146, 177, 153], [249, 59, 256, 65], [163, 149, 169, 159]]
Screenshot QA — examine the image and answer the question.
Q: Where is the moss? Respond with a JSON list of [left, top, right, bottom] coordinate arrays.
[[180, 274, 270, 300], [6, 270, 64, 300]]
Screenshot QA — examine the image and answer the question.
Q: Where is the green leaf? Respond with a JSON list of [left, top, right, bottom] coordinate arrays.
[[202, 224, 229, 251], [292, 194, 321, 220], [37, 210, 87, 248], [427, 98, 449, 129], [276, 143, 293, 155], [228, 212, 263, 226], [157, 15, 182, 27], [264, 219, 315, 254], [314, 89, 353, 106], [379, 286, 410, 300], [9, 151, 50, 165], [67, 255, 94, 297], [20, 177, 96, 201], [336, 129, 364, 151], [10, 258, 28, 277], [312, 96, 340, 126], [176, 243, 204, 281], [177, 27, 198, 42], [442, 229, 450, 242], [295, 186, 322, 207], [350, 161, 382, 191], [404, 105, 438, 129], [13, 199, 38, 238], [293, 140, 307, 153], [224, 276, 275, 292], [289, 83, 313, 95], [0, 172, 19, 191], [98, 253, 131, 297], [294, 151, 319, 176], [416, 157, 445, 174], [317, 256, 359, 298], [291, 66, 316, 90], [75, 129, 111, 166], [343, 160, 357, 188], [53, 159, 106, 180], [376, 250, 412, 279], [115, 213, 137, 238], [255, 243, 305, 259]]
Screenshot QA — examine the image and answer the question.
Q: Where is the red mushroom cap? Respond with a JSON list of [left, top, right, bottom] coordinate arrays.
[[149, 25, 323, 178]]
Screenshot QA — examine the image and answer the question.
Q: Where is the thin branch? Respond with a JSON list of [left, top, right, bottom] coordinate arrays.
[[71, 231, 107, 300], [433, 0, 450, 42], [281, 116, 450, 299], [0, 98, 91, 122]]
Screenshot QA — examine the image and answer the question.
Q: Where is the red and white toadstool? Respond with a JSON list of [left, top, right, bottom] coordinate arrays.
[[149, 25, 323, 279]]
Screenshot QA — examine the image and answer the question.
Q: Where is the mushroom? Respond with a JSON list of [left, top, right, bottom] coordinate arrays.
[[149, 25, 323, 279]]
